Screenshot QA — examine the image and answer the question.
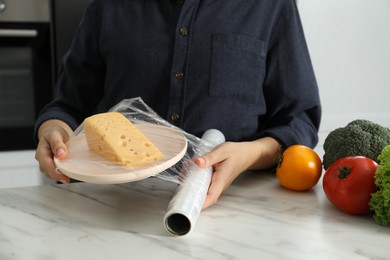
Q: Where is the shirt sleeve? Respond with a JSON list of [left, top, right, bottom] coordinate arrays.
[[34, 0, 105, 140], [259, 0, 321, 149]]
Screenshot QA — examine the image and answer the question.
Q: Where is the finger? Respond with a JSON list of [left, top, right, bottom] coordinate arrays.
[[40, 155, 70, 183], [35, 141, 55, 178], [36, 145, 70, 183], [202, 179, 224, 209], [55, 169, 71, 184], [194, 144, 228, 169], [203, 159, 241, 210], [35, 132, 69, 183], [47, 131, 68, 159], [202, 165, 232, 209]]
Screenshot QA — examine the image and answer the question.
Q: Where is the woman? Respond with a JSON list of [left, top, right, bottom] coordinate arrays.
[[35, 0, 321, 209]]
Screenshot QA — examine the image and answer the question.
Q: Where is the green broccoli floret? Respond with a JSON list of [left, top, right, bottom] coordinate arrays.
[[370, 145, 390, 226], [323, 119, 390, 170]]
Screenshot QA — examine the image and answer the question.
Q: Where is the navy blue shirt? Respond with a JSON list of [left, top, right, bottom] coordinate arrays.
[[35, 0, 321, 148]]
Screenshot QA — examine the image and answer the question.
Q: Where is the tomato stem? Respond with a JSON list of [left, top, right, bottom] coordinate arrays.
[[338, 166, 352, 179]]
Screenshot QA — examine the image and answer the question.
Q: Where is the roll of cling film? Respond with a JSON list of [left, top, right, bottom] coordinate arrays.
[[164, 129, 225, 236]]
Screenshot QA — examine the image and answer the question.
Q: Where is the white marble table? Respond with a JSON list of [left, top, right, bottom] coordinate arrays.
[[0, 170, 389, 260]]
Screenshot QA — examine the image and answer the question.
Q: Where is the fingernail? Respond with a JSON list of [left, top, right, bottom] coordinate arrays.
[[196, 157, 206, 165], [59, 178, 69, 184], [56, 148, 65, 157]]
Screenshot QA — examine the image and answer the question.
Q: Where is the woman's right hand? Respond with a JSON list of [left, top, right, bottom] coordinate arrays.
[[35, 119, 74, 183]]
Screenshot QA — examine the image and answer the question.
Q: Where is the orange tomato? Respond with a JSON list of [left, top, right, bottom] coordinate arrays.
[[276, 144, 322, 191]]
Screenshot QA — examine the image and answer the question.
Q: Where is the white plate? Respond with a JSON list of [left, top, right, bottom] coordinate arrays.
[[54, 123, 188, 184]]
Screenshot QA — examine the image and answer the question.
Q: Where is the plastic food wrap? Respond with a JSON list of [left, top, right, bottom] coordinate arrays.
[[54, 97, 225, 236], [164, 129, 225, 235]]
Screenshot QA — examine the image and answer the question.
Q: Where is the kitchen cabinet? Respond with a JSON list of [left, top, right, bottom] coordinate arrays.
[[0, 0, 53, 151]]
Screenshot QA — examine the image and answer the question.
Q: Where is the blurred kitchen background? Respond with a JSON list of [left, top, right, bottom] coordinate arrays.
[[0, 0, 389, 188]]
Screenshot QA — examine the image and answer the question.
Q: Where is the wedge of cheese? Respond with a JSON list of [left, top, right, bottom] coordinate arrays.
[[84, 112, 164, 168]]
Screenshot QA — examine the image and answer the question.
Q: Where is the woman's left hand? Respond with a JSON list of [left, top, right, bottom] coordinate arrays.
[[194, 137, 280, 209]]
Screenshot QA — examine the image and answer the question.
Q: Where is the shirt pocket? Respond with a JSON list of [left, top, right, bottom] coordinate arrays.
[[209, 33, 266, 103]]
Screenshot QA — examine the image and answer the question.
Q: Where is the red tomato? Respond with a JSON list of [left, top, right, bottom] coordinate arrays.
[[322, 156, 378, 215]]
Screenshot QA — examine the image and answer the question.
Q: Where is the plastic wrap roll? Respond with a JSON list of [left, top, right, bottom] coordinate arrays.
[[163, 129, 225, 236]]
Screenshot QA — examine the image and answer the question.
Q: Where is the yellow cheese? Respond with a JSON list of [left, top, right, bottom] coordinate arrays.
[[84, 112, 164, 168]]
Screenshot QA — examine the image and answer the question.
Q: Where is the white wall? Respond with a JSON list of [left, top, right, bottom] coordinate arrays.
[[298, 0, 390, 157]]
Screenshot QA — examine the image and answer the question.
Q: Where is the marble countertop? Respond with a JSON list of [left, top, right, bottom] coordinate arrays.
[[0, 171, 389, 260]]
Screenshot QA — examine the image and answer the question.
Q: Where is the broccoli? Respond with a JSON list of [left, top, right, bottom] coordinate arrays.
[[323, 119, 390, 170], [369, 145, 390, 226]]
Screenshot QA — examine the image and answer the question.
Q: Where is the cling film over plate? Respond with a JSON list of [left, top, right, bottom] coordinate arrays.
[[55, 97, 217, 185]]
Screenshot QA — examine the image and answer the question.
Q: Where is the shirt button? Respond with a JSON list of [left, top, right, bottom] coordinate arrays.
[[175, 71, 184, 79], [170, 113, 180, 122], [179, 27, 188, 36]]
